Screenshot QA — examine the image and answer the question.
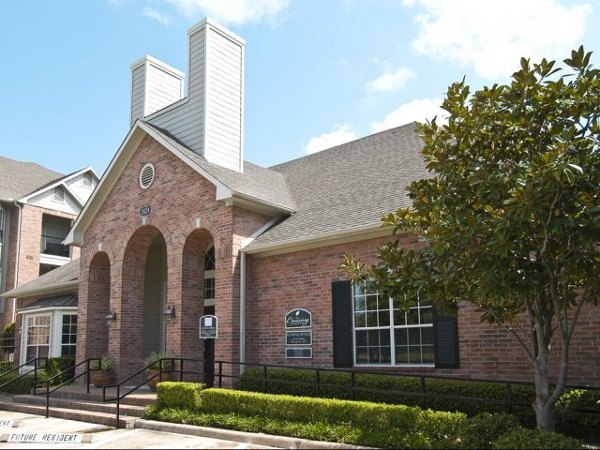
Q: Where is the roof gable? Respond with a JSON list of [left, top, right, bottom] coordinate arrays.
[[66, 120, 295, 246]]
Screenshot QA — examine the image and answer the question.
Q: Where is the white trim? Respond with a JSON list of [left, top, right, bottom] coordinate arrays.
[[19, 168, 99, 204], [242, 224, 395, 257]]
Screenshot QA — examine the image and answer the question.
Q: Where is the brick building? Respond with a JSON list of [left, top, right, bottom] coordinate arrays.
[[4, 18, 599, 385], [0, 158, 98, 362]]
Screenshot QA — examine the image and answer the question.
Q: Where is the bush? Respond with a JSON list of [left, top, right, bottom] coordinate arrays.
[[148, 385, 531, 448], [0, 361, 14, 373], [491, 427, 583, 449], [555, 388, 600, 442], [156, 381, 205, 410], [44, 357, 76, 384], [0, 373, 35, 394]]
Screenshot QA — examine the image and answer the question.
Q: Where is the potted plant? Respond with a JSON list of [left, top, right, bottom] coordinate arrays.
[[145, 351, 176, 391], [90, 354, 115, 388]]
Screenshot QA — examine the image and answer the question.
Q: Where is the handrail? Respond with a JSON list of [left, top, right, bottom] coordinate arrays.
[[39, 358, 100, 418], [103, 357, 186, 428], [0, 358, 47, 391]]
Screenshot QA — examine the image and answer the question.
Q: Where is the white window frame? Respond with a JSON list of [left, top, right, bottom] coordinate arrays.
[[352, 284, 435, 368], [22, 314, 52, 363]]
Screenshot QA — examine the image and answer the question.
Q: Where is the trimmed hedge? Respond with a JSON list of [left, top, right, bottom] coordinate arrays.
[[148, 385, 536, 448], [156, 381, 205, 410], [491, 427, 583, 449], [0, 373, 35, 394], [240, 367, 600, 439]]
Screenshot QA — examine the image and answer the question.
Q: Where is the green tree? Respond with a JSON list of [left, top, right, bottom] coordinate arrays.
[[341, 47, 600, 431]]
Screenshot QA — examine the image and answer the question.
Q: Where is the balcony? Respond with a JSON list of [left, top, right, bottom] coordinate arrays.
[[41, 234, 70, 257]]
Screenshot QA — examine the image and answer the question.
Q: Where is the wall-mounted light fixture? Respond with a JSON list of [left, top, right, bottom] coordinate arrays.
[[164, 305, 176, 321], [105, 310, 117, 326]]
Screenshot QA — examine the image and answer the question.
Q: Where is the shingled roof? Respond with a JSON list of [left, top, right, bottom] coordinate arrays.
[[244, 122, 428, 250], [0, 156, 64, 202], [1, 259, 79, 299]]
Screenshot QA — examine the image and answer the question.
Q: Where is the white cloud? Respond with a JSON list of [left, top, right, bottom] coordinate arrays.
[[405, 0, 592, 80], [165, 0, 291, 25], [372, 98, 445, 132], [305, 125, 358, 154], [367, 67, 415, 93], [143, 7, 172, 26]]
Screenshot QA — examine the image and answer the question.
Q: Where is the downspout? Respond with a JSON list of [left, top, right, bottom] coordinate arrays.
[[11, 200, 22, 323], [239, 217, 281, 374], [239, 251, 246, 373]]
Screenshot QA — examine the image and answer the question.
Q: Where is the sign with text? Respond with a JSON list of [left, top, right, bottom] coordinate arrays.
[[6, 433, 91, 444], [285, 308, 311, 328], [199, 315, 218, 339], [286, 330, 312, 346], [285, 347, 312, 358], [0, 420, 14, 428]]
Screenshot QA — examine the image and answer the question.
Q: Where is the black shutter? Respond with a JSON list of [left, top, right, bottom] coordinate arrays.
[[331, 280, 353, 368], [434, 309, 460, 369]]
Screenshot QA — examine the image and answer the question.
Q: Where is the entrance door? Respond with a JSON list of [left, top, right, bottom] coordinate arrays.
[[143, 237, 167, 357]]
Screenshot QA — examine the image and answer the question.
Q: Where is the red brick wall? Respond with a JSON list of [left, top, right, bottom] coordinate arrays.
[[1, 204, 78, 331], [247, 234, 600, 386], [78, 134, 274, 377]]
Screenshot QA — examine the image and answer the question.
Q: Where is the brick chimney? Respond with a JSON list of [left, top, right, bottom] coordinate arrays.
[[130, 18, 245, 173]]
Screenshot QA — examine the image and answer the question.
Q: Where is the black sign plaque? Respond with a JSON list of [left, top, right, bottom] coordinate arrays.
[[285, 347, 312, 358], [285, 308, 312, 328], [286, 330, 312, 346], [199, 315, 218, 339]]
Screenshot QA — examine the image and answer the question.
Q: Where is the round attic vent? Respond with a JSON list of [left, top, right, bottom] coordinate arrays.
[[139, 163, 155, 189]]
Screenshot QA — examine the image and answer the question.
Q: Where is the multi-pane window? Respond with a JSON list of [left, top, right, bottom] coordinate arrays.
[[204, 246, 215, 301], [25, 315, 51, 361], [61, 315, 77, 357], [353, 283, 434, 366]]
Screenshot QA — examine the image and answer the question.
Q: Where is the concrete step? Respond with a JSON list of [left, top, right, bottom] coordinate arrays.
[[0, 398, 138, 428], [12, 394, 147, 418]]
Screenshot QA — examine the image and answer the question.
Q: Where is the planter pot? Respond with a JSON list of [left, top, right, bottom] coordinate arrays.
[[146, 368, 175, 392], [91, 370, 115, 388]]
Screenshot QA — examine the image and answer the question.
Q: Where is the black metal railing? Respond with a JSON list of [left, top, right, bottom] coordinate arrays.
[[37, 358, 101, 418], [40, 234, 69, 257], [0, 358, 47, 391]]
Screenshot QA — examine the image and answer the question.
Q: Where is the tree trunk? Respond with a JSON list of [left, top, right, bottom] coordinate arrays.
[[533, 325, 556, 431]]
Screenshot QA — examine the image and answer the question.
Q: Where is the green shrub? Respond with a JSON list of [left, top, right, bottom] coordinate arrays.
[[555, 388, 600, 443], [0, 361, 14, 373], [240, 367, 536, 416], [491, 427, 583, 449], [156, 382, 205, 410], [0, 373, 35, 394], [457, 413, 521, 449], [44, 357, 76, 384]]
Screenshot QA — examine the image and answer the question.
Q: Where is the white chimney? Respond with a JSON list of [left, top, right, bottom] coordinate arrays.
[[132, 18, 246, 173], [130, 56, 185, 126]]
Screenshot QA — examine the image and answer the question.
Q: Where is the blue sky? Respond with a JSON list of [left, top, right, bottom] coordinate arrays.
[[1, 0, 599, 176]]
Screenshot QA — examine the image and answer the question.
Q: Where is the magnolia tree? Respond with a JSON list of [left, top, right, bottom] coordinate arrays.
[[341, 47, 600, 430]]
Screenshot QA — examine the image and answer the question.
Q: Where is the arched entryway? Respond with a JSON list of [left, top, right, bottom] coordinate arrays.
[[117, 226, 167, 374]]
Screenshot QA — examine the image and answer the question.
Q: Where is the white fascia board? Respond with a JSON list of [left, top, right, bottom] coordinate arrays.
[[2, 282, 79, 300], [241, 223, 395, 257], [17, 306, 78, 315], [19, 167, 98, 204], [61, 183, 84, 207], [225, 194, 295, 216]]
